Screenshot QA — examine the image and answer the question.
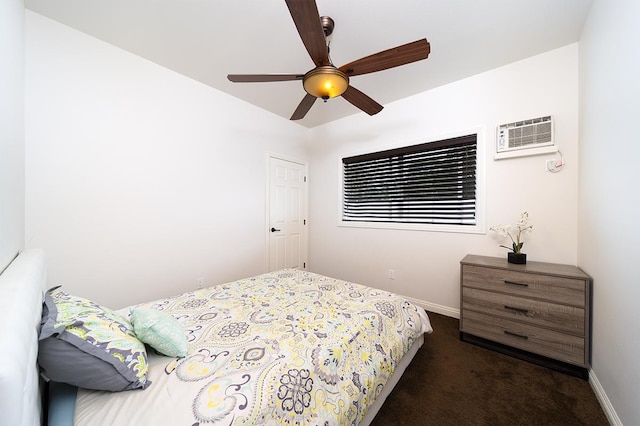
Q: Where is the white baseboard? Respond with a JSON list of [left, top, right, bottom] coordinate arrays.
[[589, 369, 621, 426], [404, 296, 459, 319]]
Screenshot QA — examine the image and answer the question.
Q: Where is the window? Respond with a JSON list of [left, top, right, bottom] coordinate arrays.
[[342, 134, 478, 228]]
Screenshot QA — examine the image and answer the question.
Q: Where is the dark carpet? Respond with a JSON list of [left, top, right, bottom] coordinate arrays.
[[371, 312, 609, 426]]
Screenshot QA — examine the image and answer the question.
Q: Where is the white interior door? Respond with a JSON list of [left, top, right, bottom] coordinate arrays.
[[268, 156, 307, 271]]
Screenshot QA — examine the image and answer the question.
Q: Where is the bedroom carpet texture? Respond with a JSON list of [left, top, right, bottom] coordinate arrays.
[[371, 312, 608, 426]]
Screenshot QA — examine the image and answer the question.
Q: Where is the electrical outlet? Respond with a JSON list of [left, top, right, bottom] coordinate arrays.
[[196, 277, 205, 289], [388, 269, 395, 280], [546, 159, 556, 171]]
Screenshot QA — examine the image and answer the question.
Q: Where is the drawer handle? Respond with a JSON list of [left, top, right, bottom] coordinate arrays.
[[504, 305, 529, 314], [504, 330, 528, 340], [504, 280, 529, 287]]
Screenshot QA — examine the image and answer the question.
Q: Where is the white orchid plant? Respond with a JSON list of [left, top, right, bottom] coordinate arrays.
[[490, 212, 533, 254]]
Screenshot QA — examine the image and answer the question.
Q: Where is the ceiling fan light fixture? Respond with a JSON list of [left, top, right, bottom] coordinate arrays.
[[303, 66, 349, 100]]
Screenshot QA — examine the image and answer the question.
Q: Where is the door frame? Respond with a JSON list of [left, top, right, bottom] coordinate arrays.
[[265, 152, 309, 271]]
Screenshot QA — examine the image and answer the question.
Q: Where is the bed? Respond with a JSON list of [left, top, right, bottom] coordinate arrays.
[[0, 249, 432, 425]]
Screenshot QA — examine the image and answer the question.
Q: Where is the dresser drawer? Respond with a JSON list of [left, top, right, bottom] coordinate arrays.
[[462, 264, 586, 307], [461, 310, 586, 366], [462, 287, 585, 335]]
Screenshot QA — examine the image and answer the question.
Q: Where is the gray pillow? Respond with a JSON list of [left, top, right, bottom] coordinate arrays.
[[38, 287, 150, 392]]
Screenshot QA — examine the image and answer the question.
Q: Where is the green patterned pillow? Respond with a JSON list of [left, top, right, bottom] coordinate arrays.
[[130, 308, 188, 357], [38, 287, 149, 392]]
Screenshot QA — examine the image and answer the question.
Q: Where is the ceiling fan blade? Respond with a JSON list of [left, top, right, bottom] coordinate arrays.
[[339, 39, 431, 77], [227, 74, 304, 83], [290, 93, 317, 120], [341, 86, 383, 116], [285, 0, 330, 66]]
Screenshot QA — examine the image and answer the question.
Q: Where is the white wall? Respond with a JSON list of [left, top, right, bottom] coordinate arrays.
[[579, 0, 640, 424], [0, 0, 25, 270], [25, 11, 310, 309], [308, 45, 580, 315]]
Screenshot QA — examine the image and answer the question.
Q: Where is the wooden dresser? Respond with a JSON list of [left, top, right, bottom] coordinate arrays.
[[460, 254, 592, 379]]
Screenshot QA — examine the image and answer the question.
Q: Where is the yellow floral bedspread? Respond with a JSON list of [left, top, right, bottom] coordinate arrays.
[[75, 270, 432, 425]]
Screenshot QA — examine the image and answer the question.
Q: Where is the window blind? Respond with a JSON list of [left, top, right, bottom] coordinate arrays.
[[342, 134, 477, 225]]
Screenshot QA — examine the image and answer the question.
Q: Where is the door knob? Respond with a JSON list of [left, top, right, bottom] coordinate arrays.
[[270, 227, 281, 232]]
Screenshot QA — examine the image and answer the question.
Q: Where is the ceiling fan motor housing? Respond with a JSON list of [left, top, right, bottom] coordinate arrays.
[[321, 16, 334, 37]]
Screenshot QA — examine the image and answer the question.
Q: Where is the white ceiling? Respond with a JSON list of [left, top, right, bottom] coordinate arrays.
[[25, 0, 594, 128]]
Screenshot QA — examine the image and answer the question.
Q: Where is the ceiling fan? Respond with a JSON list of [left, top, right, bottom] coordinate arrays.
[[227, 0, 431, 121]]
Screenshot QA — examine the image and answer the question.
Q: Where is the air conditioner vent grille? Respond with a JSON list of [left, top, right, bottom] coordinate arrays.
[[508, 121, 552, 148], [496, 115, 554, 154]]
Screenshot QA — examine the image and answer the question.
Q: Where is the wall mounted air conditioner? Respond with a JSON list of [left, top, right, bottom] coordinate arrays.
[[495, 115, 557, 159]]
